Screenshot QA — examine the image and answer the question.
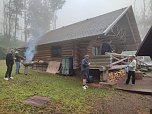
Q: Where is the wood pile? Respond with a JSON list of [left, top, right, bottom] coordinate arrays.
[[108, 69, 126, 83], [89, 55, 112, 69]]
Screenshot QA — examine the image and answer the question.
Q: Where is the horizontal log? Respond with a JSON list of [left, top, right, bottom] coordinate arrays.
[[90, 58, 112, 62], [105, 52, 130, 57], [35, 53, 51, 56], [34, 55, 50, 57], [90, 55, 111, 59], [90, 64, 111, 68], [62, 50, 73, 53], [90, 62, 111, 65], [62, 53, 72, 55]]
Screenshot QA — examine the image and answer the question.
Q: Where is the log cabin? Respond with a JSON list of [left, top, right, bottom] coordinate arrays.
[[24, 6, 141, 76]]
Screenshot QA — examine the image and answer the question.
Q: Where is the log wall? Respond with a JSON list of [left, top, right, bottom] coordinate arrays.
[[33, 38, 94, 70], [34, 41, 73, 62]]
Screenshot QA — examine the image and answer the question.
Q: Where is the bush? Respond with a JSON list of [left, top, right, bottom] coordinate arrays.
[[0, 47, 6, 60]]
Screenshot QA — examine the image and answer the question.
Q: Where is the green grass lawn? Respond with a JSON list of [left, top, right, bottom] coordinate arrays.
[[0, 60, 112, 114]]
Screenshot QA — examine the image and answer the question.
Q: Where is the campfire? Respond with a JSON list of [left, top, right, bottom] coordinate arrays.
[[22, 61, 34, 67], [22, 60, 48, 66]]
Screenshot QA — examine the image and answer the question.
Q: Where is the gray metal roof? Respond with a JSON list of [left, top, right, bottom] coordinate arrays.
[[38, 7, 127, 45], [136, 26, 152, 56]]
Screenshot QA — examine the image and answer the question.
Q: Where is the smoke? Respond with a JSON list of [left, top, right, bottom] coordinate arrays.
[[24, 39, 37, 63], [24, 27, 44, 63], [24, 0, 50, 62]]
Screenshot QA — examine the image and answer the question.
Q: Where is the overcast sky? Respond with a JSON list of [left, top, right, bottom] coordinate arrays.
[[56, 0, 143, 28], [0, 0, 144, 34], [0, 0, 143, 28]]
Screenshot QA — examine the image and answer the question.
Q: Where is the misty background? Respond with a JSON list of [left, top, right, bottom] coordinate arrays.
[[56, 0, 140, 27], [0, 0, 151, 50]]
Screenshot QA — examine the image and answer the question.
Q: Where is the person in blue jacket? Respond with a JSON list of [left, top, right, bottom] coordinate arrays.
[[81, 55, 90, 90]]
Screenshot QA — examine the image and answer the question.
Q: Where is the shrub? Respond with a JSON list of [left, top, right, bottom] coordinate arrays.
[[0, 47, 6, 60]]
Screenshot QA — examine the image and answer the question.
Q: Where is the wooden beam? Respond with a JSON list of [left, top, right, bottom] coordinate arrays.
[[112, 56, 127, 64], [103, 6, 131, 35], [106, 52, 129, 57], [112, 57, 128, 65]]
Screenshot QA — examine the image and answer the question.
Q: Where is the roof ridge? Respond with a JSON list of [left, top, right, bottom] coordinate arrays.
[[44, 7, 128, 34]]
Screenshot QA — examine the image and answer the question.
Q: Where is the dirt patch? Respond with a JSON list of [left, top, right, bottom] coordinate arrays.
[[90, 90, 152, 114], [22, 96, 63, 114], [23, 96, 50, 107]]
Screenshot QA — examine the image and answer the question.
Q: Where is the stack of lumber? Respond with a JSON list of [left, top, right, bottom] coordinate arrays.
[[89, 55, 112, 69]]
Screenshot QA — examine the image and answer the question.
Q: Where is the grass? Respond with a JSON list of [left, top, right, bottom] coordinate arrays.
[[0, 60, 112, 114]]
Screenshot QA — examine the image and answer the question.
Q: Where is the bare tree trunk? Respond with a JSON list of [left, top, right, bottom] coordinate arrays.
[[14, 8, 18, 40], [24, 0, 28, 42], [8, 0, 12, 41], [3, 4, 7, 36], [24, 13, 28, 42]]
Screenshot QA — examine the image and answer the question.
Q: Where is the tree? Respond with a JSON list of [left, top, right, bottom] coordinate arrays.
[[3, 0, 65, 43], [12, 0, 24, 40], [3, 0, 24, 41], [23, 0, 28, 42], [3, 0, 13, 42], [136, 0, 152, 39], [27, 0, 65, 38]]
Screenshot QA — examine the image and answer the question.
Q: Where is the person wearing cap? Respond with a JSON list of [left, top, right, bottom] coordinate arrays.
[[4, 49, 14, 80], [15, 50, 24, 74], [126, 56, 136, 85], [81, 55, 90, 90]]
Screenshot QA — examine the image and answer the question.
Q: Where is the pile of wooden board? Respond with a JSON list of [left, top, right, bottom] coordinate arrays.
[[89, 53, 129, 83], [89, 55, 112, 69], [108, 69, 126, 83]]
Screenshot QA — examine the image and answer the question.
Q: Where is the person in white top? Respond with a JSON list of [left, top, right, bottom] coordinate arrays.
[[126, 56, 136, 85]]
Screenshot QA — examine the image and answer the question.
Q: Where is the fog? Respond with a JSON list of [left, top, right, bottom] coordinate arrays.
[[56, 0, 143, 28], [0, 0, 149, 41], [0, 0, 144, 30]]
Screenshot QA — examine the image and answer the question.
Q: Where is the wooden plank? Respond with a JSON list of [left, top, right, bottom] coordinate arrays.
[[109, 65, 126, 70], [105, 52, 130, 57], [90, 58, 112, 62], [90, 64, 111, 68], [90, 55, 111, 59], [112, 57, 128, 65], [112, 56, 128, 64], [90, 62, 111, 65]]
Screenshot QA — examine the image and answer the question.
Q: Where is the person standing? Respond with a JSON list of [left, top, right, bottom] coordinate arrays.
[[126, 56, 136, 85], [4, 49, 14, 80], [15, 50, 24, 74], [101, 41, 113, 55], [81, 55, 90, 90]]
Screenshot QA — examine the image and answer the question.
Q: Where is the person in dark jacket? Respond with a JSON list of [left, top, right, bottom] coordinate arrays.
[[101, 41, 113, 55], [81, 55, 90, 90], [4, 49, 14, 80], [15, 50, 24, 74]]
